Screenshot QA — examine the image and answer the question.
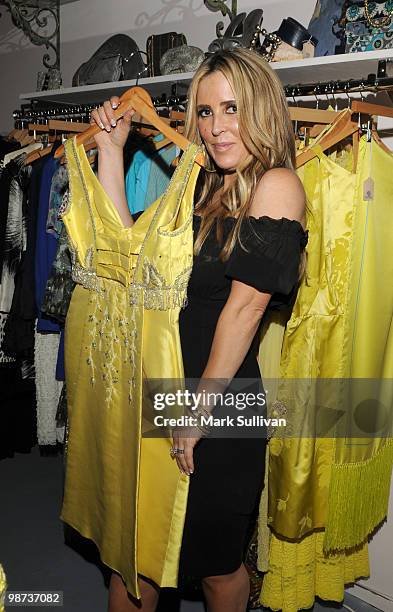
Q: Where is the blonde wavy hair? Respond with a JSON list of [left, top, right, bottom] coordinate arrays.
[[184, 48, 296, 260]]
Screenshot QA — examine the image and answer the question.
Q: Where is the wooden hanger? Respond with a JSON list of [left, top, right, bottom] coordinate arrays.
[[25, 144, 54, 165], [351, 99, 393, 119], [296, 109, 360, 169], [48, 119, 90, 133], [54, 87, 205, 167], [289, 107, 339, 124], [152, 137, 174, 152], [351, 99, 393, 155], [371, 124, 392, 155]]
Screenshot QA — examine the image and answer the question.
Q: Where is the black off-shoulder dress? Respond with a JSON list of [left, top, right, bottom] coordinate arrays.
[[178, 214, 308, 579]]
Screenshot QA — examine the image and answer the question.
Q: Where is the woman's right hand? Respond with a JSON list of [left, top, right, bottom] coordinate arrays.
[[89, 95, 135, 151]]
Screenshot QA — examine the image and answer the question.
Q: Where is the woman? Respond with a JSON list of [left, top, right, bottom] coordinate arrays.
[[90, 48, 306, 612]]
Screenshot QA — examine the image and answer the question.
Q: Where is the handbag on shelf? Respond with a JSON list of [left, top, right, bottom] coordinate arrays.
[[345, 0, 393, 52], [159, 45, 205, 75], [146, 32, 187, 77], [72, 34, 148, 86]]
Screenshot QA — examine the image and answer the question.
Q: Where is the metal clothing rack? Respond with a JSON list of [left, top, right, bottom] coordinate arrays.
[[284, 59, 393, 98], [12, 91, 188, 128]]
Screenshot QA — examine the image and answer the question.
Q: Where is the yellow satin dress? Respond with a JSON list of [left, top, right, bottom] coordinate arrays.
[[60, 139, 201, 598], [260, 140, 376, 611]]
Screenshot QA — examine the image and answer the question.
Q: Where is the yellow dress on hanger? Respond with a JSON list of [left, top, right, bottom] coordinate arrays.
[[325, 134, 393, 550], [260, 140, 372, 612], [266, 137, 393, 548], [60, 139, 201, 598]]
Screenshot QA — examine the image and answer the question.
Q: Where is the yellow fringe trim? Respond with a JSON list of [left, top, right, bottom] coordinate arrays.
[[324, 440, 393, 553]]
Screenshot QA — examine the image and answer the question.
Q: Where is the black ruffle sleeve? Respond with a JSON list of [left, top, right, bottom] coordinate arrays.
[[225, 216, 308, 309]]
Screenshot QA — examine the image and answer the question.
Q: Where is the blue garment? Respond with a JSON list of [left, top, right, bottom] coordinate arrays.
[[125, 146, 152, 214], [145, 144, 176, 207], [125, 135, 176, 214], [35, 153, 61, 334]]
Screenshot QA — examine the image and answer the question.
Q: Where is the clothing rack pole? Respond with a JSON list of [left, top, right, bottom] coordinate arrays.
[[12, 93, 188, 126], [283, 72, 393, 98]]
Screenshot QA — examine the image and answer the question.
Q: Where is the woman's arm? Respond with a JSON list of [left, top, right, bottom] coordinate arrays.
[[201, 281, 271, 382], [90, 97, 134, 228]]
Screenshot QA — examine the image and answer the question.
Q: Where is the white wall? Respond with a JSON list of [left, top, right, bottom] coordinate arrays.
[[0, 0, 392, 608]]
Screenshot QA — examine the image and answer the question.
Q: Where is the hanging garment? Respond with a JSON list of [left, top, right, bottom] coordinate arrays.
[[0, 154, 36, 459], [125, 135, 176, 214], [41, 224, 75, 324], [61, 139, 200, 597], [267, 137, 393, 546], [2, 157, 45, 361], [259, 136, 393, 611], [34, 326, 64, 445], [47, 163, 68, 237], [0, 362, 36, 460], [34, 151, 62, 334], [267, 143, 358, 540], [0, 138, 22, 276], [325, 135, 393, 550], [144, 144, 176, 207], [0, 157, 28, 315]]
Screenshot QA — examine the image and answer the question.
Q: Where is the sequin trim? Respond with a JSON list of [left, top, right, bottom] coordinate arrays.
[[129, 260, 193, 310]]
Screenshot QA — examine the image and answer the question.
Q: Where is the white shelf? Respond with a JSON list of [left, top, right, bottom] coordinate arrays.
[[273, 48, 393, 85], [19, 72, 195, 105], [19, 49, 393, 105]]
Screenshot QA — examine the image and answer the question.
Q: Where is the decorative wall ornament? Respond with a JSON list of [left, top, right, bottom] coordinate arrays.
[[0, 0, 60, 69], [204, 0, 238, 37]]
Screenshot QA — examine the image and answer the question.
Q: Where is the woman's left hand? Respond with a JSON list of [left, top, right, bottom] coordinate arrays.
[[171, 427, 202, 475]]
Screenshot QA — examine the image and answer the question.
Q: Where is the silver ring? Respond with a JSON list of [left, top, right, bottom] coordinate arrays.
[[170, 447, 185, 458]]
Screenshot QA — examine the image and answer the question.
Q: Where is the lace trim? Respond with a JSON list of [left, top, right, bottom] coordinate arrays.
[[129, 260, 192, 309], [34, 327, 64, 445]]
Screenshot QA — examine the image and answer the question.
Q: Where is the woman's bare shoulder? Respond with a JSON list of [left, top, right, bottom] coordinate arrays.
[[249, 167, 306, 225]]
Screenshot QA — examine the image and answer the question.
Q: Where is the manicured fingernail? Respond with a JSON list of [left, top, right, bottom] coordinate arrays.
[[105, 126, 111, 132], [112, 102, 118, 109], [111, 119, 116, 127], [99, 122, 105, 129], [189, 470, 193, 474]]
